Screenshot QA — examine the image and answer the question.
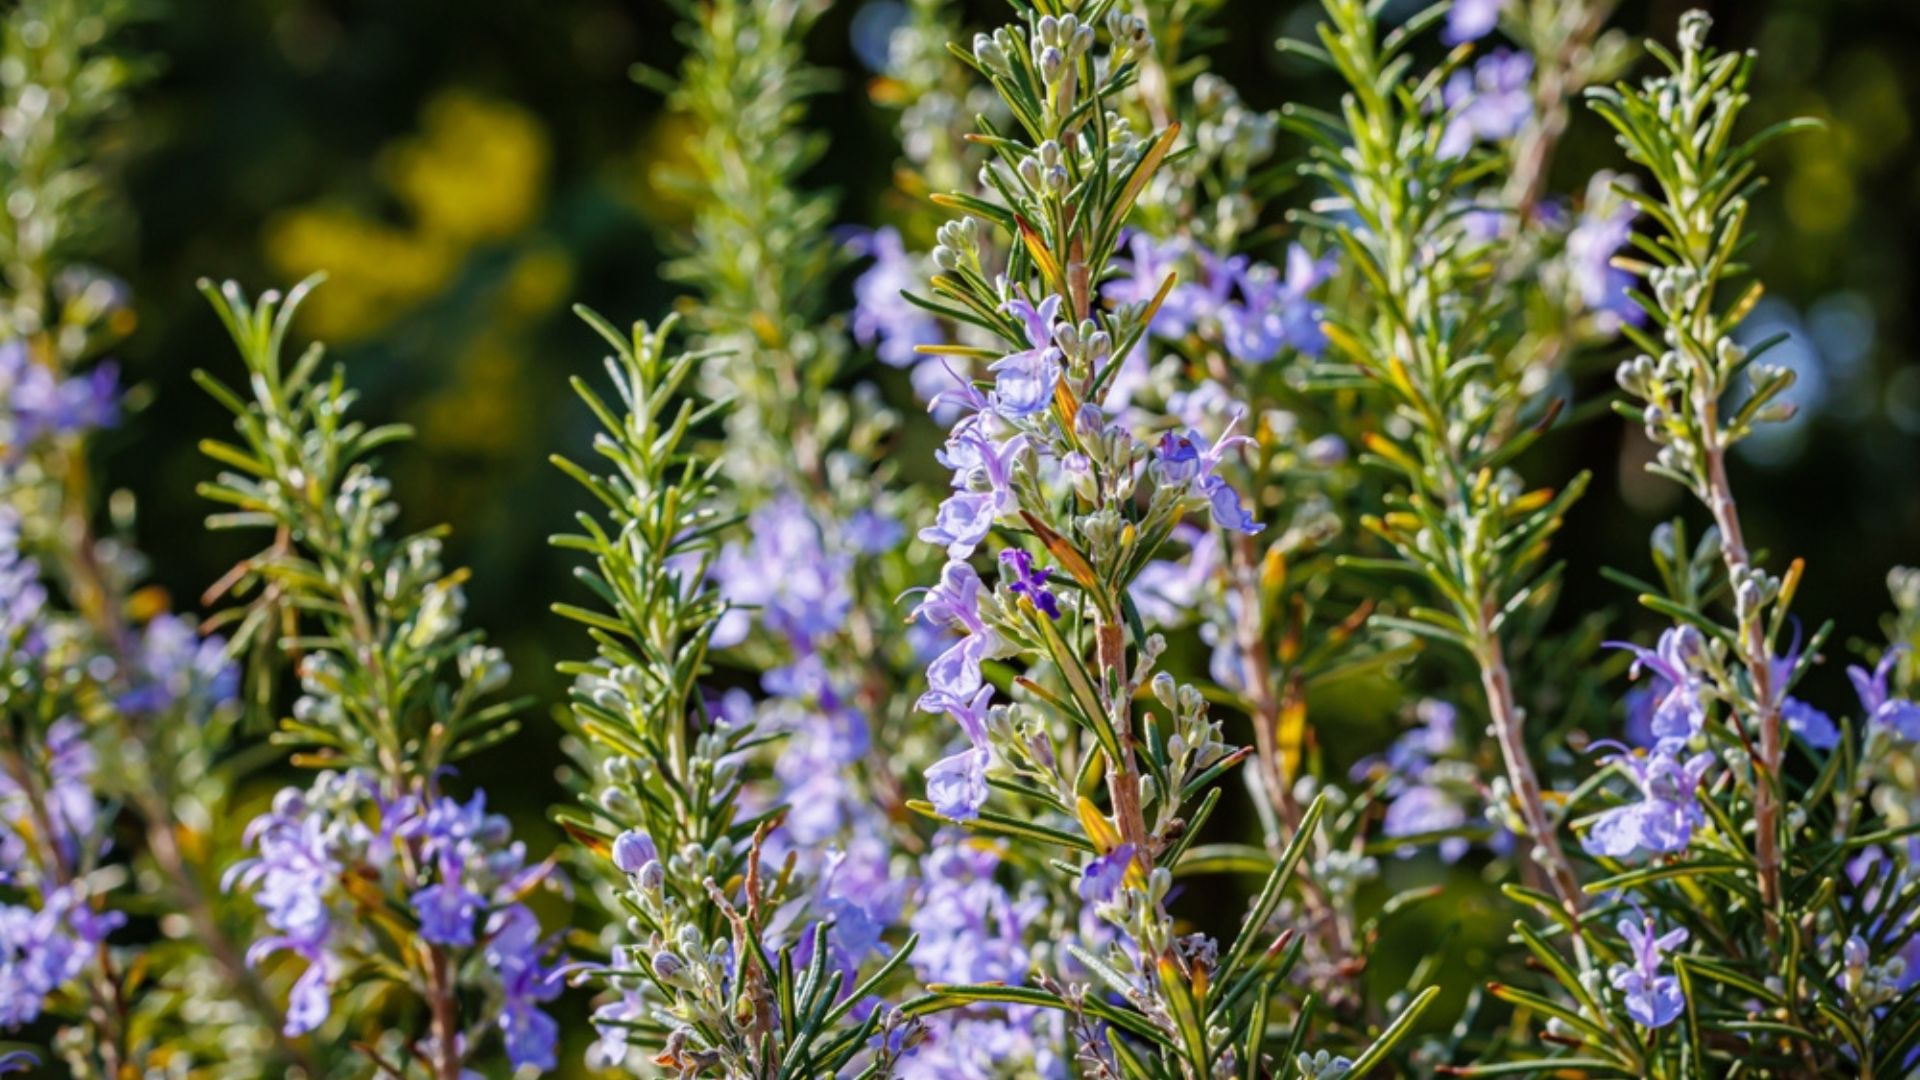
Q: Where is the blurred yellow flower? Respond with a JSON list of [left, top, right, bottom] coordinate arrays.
[[263, 91, 551, 341], [383, 92, 550, 247]]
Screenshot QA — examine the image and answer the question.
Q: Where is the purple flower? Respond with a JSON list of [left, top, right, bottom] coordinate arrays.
[[1608, 626, 1709, 743], [922, 430, 1025, 557], [711, 494, 853, 649], [1302, 433, 1348, 468], [898, 1015, 1065, 1080], [1130, 525, 1222, 625], [484, 904, 562, 1071], [1078, 844, 1135, 904], [999, 549, 1061, 620], [1583, 743, 1715, 861], [1, 340, 121, 448], [921, 686, 995, 821], [1849, 648, 1920, 740], [1783, 697, 1839, 750], [923, 360, 991, 426], [0, 884, 115, 1028], [0, 1051, 38, 1074], [0, 718, 101, 875], [1153, 431, 1202, 487], [1110, 233, 1191, 334], [412, 865, 485, 947], [909, 838, 1039, 987], [1383, 786, 1471, 863], [797, 839, 907, 993], [1153, 417, 1261, 533], [989, 296, 1063, 419], [228, 772, 564, 1045], [283, 952, 337, 1036], [227, 780, 359, 1033], [922, 685, 993, 746], [766, 679, 874, 846], [912, 560, 990, 633], [118, 614, 239, 715], [923, 740, 990, 821], [846, 508, 905, 554], [1204, 479, 1260, 534], [849, 227, 941, 367], [1438, 50, 1534, 159], [1220, 245, 1335, 362], [0, 509, 46, 656], [586, 948, 649, 1069], [1609, 912, 1687, 1028], [1443, 0, 1508, 44], [1567, 178, 1642, 332], [925, 634, 992, 707]]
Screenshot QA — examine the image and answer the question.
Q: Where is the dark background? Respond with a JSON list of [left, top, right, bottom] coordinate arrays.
[[78, 0, 1920, 1068]]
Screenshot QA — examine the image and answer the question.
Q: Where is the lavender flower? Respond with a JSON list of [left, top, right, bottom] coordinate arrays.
[[1443, 0, 1508, 44], [999, 549, 1061, 620], [849, 226, 942, 367], [117, 613, 240, 715], [0, 340, 120, 450], [1220, 245, 1335, 362], [1566, 174, 1642, 332], [0, 884, 119, 1029], [1582, 743, 1715, 861], [1609, 912, 1688, 1028], [712, 494, 854, 649], [989, 296, 1064, 419], [1849, 648, 1920, 740], [1608, 627, 1710, 743], [1438, 50, 1534, 159], [227, 772, 564, 1047], [1152, 418, 1262, 534]]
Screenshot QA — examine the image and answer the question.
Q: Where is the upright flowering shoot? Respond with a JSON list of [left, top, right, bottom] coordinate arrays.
[[198, 279, 561, 1079], [902, 2, 1436, 1074], [1292, 0, 1590, 919], [1588, 12, 1824, 928], [1450, 12, 1920, 1077], [550, 310, 912, 1076]]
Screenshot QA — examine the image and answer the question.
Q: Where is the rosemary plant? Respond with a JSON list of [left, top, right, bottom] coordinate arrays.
[[896, 1, 1437, 1074], [0, 4, 320, 1073], [1292, 0, 1591, 924], [198, 278, 565, 1080], [17, 1, 1920, 1077], [552, 308, 914, 1075]]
